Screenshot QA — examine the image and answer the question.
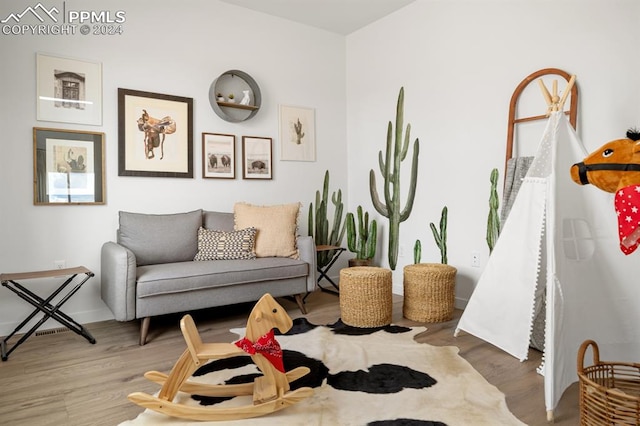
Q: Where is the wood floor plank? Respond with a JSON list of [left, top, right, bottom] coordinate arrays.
[[0, 291, 579, 425]]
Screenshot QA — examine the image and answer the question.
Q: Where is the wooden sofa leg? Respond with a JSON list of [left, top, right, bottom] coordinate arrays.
[[294, 294, 307, 314], [140, 317, 150, 346]]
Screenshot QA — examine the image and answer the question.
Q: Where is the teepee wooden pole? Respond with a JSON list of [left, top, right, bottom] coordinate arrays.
[[557, 75, 576, 111]]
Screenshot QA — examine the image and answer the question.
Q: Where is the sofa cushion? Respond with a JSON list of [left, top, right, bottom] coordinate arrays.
[[203, 211, 234, 232], [136, 257, 308, 298], [194, 227, 257, 261], [118, 209, 202, 266], [233, 202, 300, 259]]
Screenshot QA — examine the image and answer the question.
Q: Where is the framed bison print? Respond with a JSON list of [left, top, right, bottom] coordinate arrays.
[[202, 132, 235, 179], [242, 136, 272, 180], [118, 88, 193, 178]]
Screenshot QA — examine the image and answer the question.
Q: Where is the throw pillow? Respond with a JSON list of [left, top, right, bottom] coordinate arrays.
[[118, 209, 202, 266], [233, 202, 300, 258], [193, 227, 257, 261]]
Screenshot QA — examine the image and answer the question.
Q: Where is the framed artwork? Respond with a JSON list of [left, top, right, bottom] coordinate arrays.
[[279, 104, 316, 161], [202, 132, 235, 179], [242, 136, 272, 180], [33, 127, 105, 205], [118, 88, 193, 178], [36, 53, 103, 126]]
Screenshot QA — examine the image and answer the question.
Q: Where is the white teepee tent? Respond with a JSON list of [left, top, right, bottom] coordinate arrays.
[[456, 110, 640, 418]]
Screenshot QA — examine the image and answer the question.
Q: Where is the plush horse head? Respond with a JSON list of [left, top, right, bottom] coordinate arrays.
[[570, 129, 640, 193], [571, 129, 640, 254]]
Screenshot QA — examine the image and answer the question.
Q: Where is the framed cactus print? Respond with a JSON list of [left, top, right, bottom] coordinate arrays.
[[279, 105, 315, 162]]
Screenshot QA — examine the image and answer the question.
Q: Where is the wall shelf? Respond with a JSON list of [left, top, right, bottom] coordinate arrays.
[[209, 70, 262, 122], [216, 101, 259, 111]]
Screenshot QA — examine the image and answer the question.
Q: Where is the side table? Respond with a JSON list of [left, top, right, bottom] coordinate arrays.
[[339, 266, 393, 327], [1, 266, 96, 361], [315, 245, 346, 295]]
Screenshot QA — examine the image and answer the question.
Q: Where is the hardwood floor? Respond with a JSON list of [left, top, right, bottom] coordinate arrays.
[[0, 291, 579, 426]]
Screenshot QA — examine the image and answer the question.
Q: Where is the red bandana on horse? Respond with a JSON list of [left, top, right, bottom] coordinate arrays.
[[615, 185, 640, 254], [235, 329, 285, 373]]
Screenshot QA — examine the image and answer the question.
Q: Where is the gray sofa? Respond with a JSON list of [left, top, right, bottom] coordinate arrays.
[[100, 209, 316, 345]]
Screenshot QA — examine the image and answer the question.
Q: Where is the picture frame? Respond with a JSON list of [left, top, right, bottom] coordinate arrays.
[[118, 88, 193, 178], [242, 136, 272, 180], [36, 53, 103, 126], [279, 104, 316, 161], [202, 133, 235, 179], [33, 127, 105, 205]]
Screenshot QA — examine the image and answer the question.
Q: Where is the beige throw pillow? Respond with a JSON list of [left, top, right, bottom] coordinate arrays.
[[234, 202, 300, 258]]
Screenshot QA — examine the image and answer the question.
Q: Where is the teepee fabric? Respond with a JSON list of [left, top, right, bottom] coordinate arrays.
[[456, 112, 640, 414]]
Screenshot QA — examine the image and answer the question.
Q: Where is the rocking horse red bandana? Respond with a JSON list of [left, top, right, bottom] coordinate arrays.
[[235, 329, 285, 373], [614, 184, 640, 254]]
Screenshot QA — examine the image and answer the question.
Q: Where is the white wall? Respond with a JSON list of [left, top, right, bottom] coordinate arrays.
[[3, 0, 639, 336], [346, 0, 640, 302], [0, 0, 347, 334]]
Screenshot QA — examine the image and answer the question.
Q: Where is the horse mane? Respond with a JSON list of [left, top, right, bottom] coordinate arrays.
[[626, 127, 640, 141]]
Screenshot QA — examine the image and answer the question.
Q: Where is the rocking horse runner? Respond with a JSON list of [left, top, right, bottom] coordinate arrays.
[[571, 129, 640, 254], [127, 293, 313, 421]]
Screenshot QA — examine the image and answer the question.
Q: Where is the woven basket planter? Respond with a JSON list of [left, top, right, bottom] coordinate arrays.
[[578, 340, 640, 425], [339, 266, 392, 327], [403, 263, 457, 322]]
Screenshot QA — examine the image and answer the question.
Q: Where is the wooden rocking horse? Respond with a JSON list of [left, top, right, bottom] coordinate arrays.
[[571, 129, 640, 254], [127, 293, 313, 421]]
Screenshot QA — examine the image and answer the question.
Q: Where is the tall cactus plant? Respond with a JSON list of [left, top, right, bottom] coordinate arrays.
[[369, 87, 420, 270], [430, 206, 448, 264], [346, 205, 377, 260], [308, 170, 346, 268], [486, 168, 500, 253]]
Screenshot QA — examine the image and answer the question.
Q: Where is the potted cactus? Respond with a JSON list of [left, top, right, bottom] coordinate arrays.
[[403, 206, 457, 323], [346, 205, 377, 266]]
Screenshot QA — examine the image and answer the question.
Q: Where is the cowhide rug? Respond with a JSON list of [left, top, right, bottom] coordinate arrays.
[[121, 318, 525, 426]]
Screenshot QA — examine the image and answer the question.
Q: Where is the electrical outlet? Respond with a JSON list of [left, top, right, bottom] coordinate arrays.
[[471, 252, 480, 268], [399, 245, 405, 257], [54, 260, 66, 270]]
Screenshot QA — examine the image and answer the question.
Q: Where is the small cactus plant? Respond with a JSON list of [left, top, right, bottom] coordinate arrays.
[[308, 170, 346, 268], [346, 206, 377, 261], [413, 239, 422, 264], [486, 168, 500, 253], [430, 206, 448, 264]]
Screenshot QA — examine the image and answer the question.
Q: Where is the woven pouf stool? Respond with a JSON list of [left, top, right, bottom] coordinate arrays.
[[403, 263, 457, 322], [339, 266, 392, 327]]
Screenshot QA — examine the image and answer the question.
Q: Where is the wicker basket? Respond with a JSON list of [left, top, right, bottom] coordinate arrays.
[[339, 266, 392, 327], [403, 263, 456, 322], [578, 340, 640, 425]]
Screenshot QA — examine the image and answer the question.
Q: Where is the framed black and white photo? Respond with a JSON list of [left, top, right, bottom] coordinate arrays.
[[118, 88, 193, 178], [33, 127, 105, 205], [202, 132, 235, 179], [36, 53, 102, 126], [242, 136, 272, 180], [279, 105, 316, 161]]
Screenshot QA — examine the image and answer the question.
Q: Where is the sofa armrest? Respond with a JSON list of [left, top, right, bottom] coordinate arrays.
[[297, 235, 317, 292], [101, 241, 137, 321]]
